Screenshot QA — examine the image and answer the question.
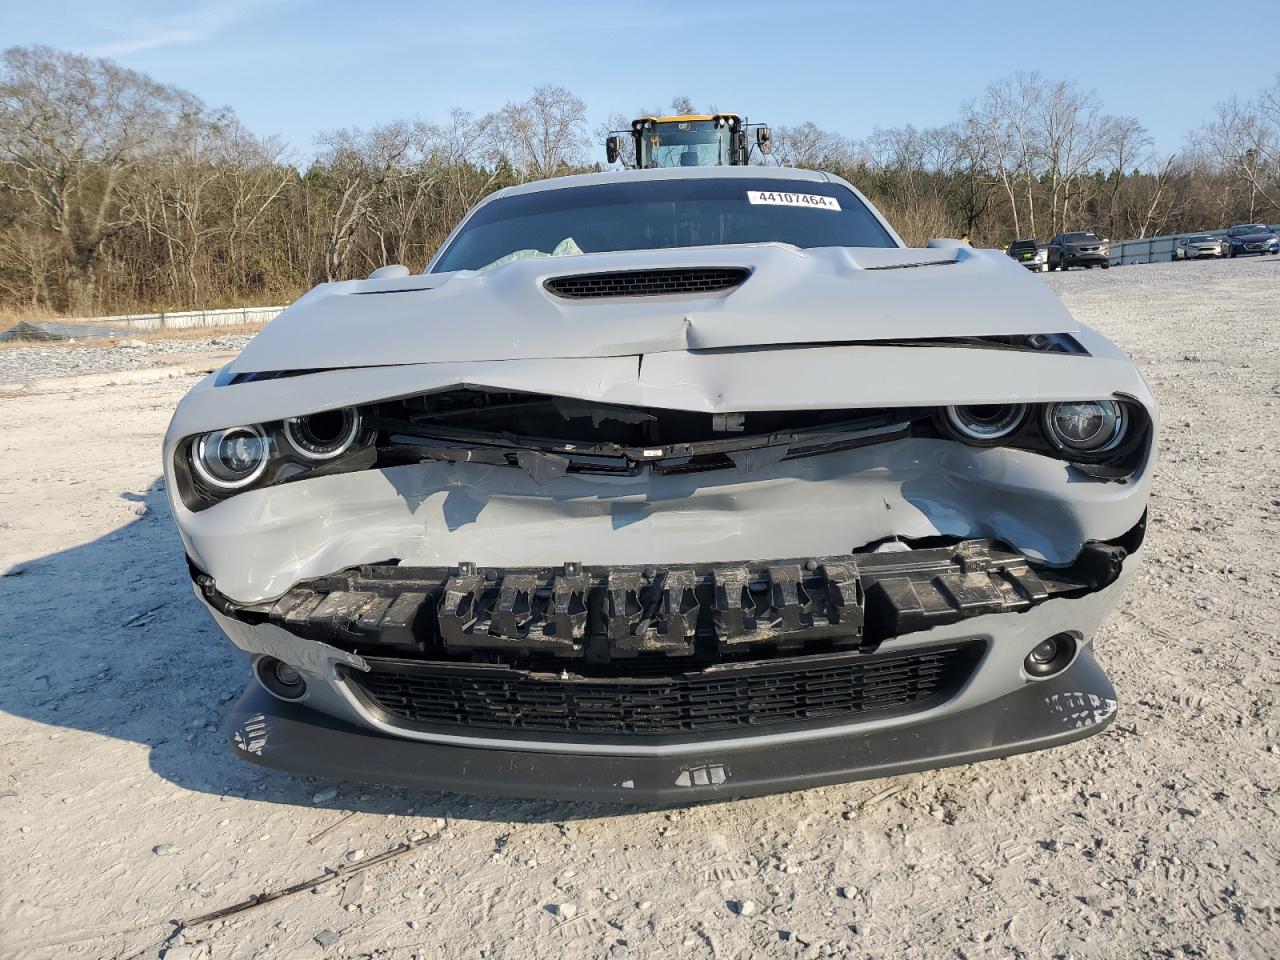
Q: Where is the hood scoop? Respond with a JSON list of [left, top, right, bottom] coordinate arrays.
[[544, 266, 750, 299]]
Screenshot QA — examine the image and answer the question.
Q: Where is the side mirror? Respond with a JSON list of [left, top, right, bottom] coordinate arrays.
[[368, 264, 410, 280], [756, 126, 772, 155], [606, 136, 620, 165]]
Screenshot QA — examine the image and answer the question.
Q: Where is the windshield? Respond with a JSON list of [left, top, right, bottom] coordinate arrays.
[[639, 119, 730, 168], [1064, 232, 1100, 242], [431, 178, 897, 273], [1236, 224, 1268, 233], [1188, 235, 1215, 242]]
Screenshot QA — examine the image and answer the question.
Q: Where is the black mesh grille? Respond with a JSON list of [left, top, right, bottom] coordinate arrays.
[[346, 641, 981, 739], [544, 267, 749, 299]]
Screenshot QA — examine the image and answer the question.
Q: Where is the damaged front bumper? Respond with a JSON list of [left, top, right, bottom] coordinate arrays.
[[225, 646, 1116, 805], [204, 523, 1140, 800]]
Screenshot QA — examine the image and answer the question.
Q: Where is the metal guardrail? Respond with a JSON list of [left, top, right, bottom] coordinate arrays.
[[1108, 225, 1280, 265], [94, 305, 286, 330], [0, 305, 288, 342]]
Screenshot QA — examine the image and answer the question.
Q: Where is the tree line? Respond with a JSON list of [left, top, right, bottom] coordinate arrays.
[[1, 45, 1277, 316]]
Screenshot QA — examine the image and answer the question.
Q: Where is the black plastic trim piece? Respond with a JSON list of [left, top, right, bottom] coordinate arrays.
[[339, 640, 985, 745], [544, 267, 750, 299], [223, 646, 1117, 804], [199, 524, 1142, 665]]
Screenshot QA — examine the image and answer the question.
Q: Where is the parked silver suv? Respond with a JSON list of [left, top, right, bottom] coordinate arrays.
[[1048, 231, 1111, 271]]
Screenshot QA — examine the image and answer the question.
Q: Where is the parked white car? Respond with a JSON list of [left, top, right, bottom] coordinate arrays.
[[166, 166, 1156, 803], [1172, 234, 1223, 260]]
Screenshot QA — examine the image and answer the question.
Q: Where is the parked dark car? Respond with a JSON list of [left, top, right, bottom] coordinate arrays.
[[1006, 237, 1047, 272], [1048, 232, 1111, 271], [1223, 224, 1279, 257]]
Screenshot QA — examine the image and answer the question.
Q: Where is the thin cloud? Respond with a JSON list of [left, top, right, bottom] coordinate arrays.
[[89, 1, 286, 57]]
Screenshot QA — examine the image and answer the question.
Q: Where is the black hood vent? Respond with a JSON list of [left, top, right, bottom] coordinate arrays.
[[545, 267, 750, 299]]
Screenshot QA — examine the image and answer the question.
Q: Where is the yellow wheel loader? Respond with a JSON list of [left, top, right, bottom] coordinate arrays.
[[606, 114, 772, 168]]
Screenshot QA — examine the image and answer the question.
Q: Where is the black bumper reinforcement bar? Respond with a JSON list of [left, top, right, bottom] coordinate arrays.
[[197, 537, 1130, 663]]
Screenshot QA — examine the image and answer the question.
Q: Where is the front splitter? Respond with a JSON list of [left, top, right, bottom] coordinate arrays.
[[223, 649, 1117, 805]]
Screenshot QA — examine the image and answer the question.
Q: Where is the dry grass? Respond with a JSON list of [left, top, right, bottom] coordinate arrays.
[[0, 304, 60, 326]]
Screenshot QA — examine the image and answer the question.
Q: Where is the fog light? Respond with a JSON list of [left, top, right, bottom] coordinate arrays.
[[1029, 639, 1058, 664], [256, 656, 307, 700], [1023, 633, 1077, 678]]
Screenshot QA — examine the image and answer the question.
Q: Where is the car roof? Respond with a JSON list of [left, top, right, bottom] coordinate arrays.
[[495, 165, 832, 200]]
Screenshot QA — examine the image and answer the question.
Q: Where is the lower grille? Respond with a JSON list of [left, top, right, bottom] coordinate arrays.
[[344, 640, 983, 740]]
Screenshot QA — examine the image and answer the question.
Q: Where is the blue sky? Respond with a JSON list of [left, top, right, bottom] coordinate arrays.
[[0, 0, 1257, 161]]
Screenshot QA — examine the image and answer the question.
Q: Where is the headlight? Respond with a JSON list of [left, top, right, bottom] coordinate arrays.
[[1042, 400, 1127, 454], [191, 424, 270, 489], [284, 407, 361, 461], [943, 404, 1027, 443]]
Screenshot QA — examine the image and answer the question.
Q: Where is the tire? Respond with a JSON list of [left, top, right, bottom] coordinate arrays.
[[1101, 262, 1110, 269], [1229, 247, 1237, 258]]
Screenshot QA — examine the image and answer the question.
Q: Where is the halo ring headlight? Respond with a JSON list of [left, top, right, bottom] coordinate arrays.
[[284, 407, 361, 461], [944, 404, 1027, 444], [192, 424, 269, 490], [1042, 400, 1126, 454]]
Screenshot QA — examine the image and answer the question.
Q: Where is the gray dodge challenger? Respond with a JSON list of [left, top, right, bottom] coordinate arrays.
[[165, 166, 1155, 803]]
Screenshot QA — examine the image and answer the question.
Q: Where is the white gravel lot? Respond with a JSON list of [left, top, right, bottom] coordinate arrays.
[[0, 333, 255, 385], [1, 256, 1278, 960]]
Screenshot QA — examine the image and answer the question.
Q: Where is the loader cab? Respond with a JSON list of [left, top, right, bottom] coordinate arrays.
[[606, 114, 772, 169]]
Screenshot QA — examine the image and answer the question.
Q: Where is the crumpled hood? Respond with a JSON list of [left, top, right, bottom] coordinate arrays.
[[228, 243, 1079, 374]]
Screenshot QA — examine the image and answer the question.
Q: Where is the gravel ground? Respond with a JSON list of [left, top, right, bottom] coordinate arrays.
[[1, 256, 1278, 960], [0, 333, 254, 385]]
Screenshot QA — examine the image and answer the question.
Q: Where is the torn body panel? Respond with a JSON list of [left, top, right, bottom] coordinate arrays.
[[175, 435, 1150, 605]]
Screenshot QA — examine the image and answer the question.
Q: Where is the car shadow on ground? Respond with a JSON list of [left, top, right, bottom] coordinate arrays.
[[0, 477, 632, 824]]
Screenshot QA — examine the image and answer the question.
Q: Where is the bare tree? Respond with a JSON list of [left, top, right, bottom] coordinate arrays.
[[0, 45, 205, 311], [964, 75, 1038, 237], [772, 122, 858, 170], [1201, 78, 1280, 215], [312, 121, 425, 281], [3, 49, 1279, 320], [483, 85, 589, 181]]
